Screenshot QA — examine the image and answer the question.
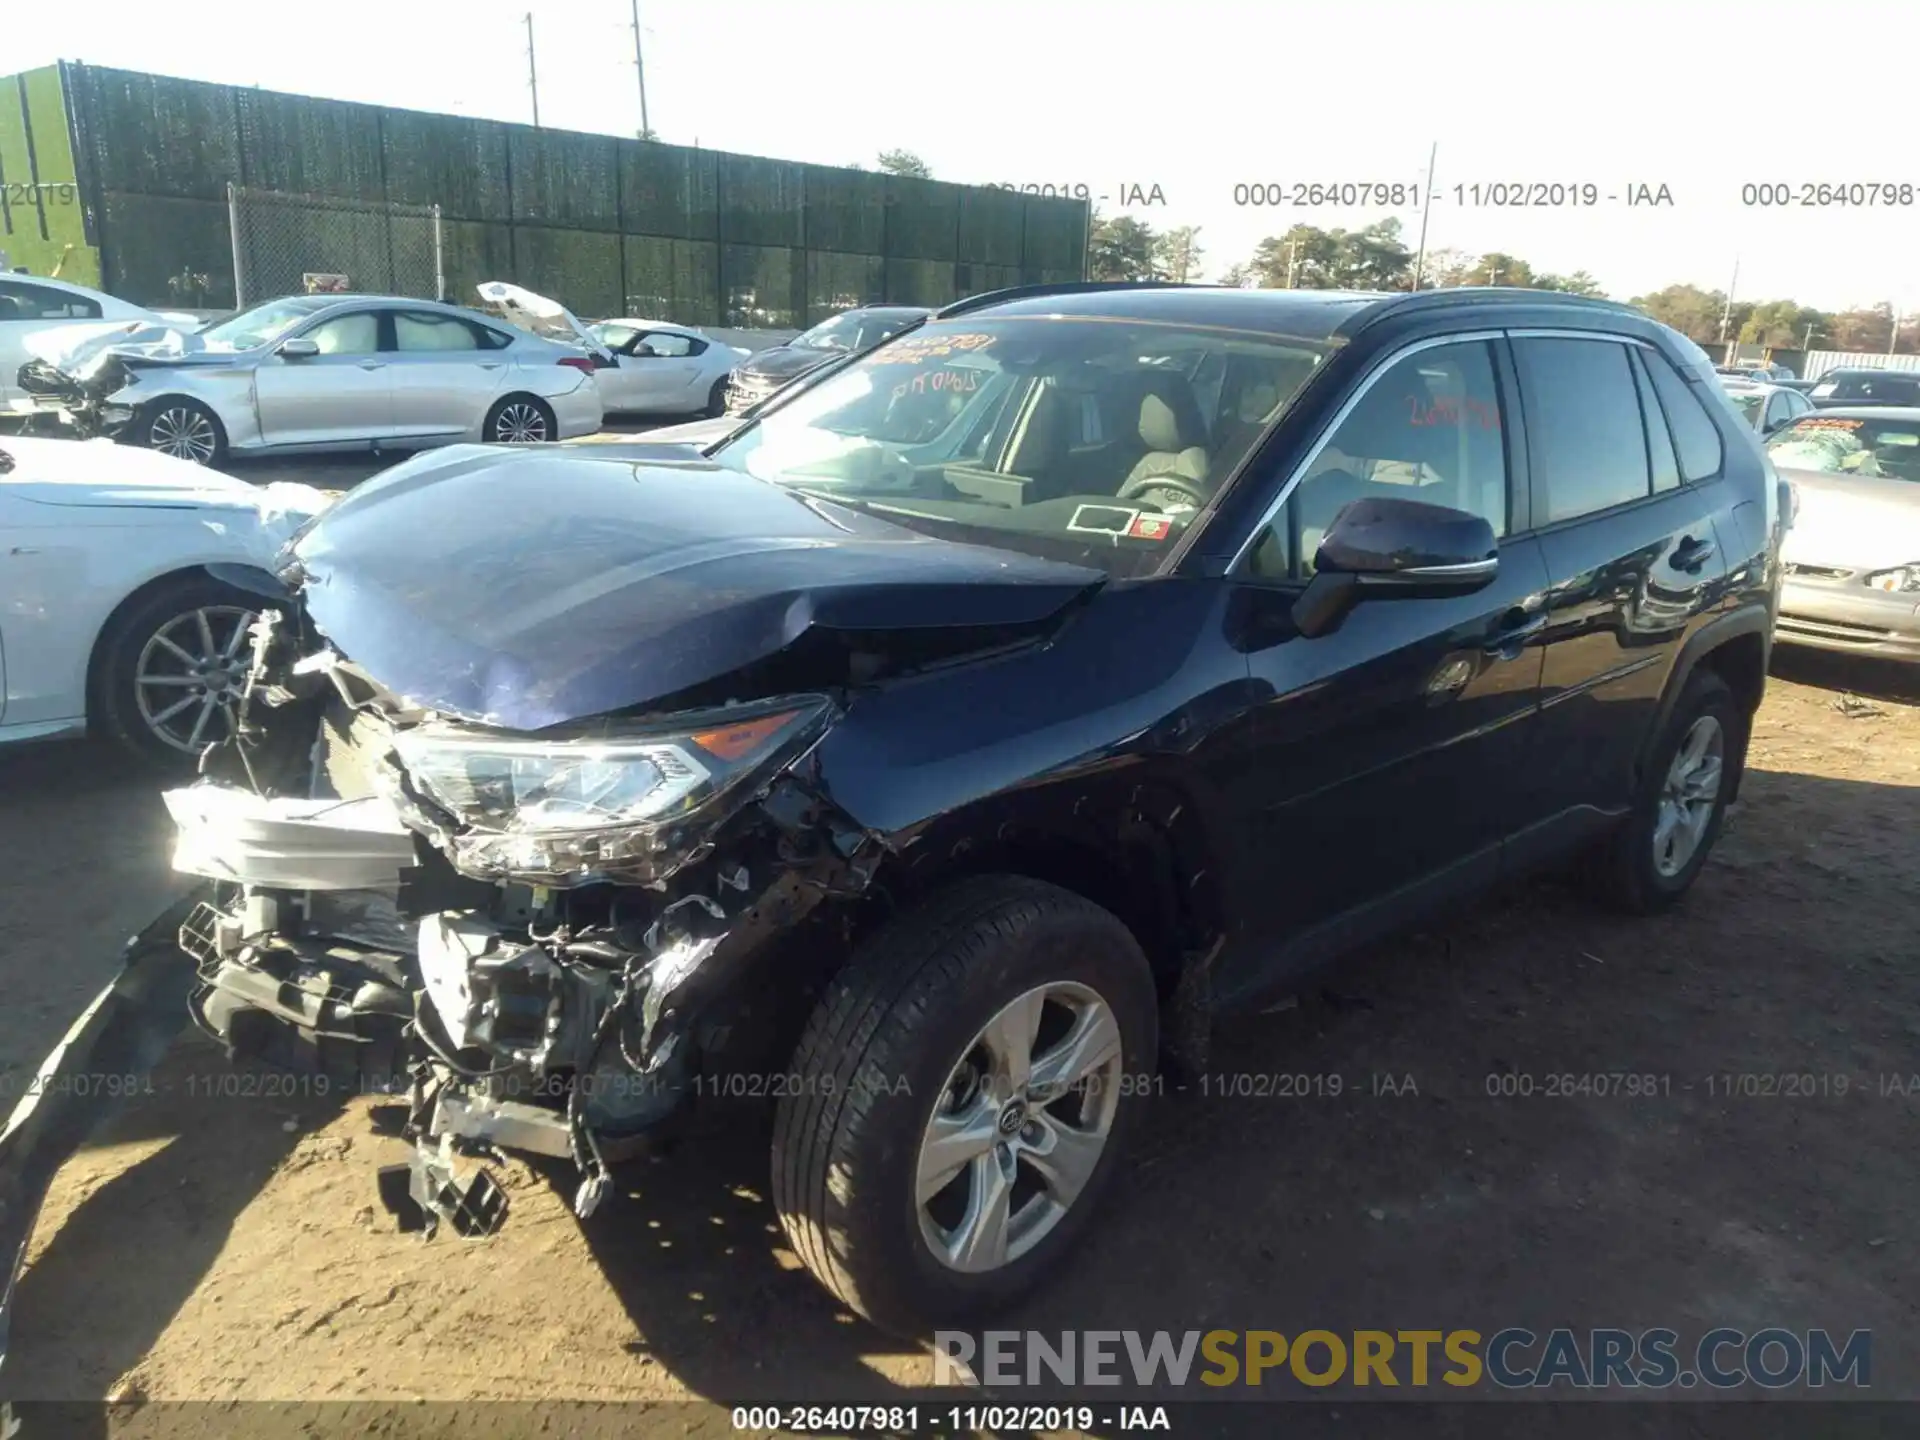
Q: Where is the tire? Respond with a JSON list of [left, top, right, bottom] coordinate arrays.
[[484, 394, 558, 444], [1589, 670, 1740, 913], [94, 574, 262, 770], [137, 397, 227, 467], [705, 377, 730, 418], [772, 875, 1157, 1338]]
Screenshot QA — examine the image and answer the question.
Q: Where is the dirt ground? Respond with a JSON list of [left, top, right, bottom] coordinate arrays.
[[1, 641, 1917, 1425]]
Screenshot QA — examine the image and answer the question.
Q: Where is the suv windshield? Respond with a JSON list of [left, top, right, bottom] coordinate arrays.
[[197, 296, 334, 352], [708, 317, 1334, 576], [793, 310, 913, 353], [1767, 414, 1920, 481]]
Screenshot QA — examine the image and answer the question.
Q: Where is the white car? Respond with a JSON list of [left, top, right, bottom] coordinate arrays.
[[476, 282, 747, 417], [0, 434, 329, 764], [1720, 379, 1816, 436], [0, 273, 200, 414], [20, 285, 606, 465], [587, 319, 749, 416]]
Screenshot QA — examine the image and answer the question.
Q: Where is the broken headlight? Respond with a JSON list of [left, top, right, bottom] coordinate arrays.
[[391, 696, 834, 884]]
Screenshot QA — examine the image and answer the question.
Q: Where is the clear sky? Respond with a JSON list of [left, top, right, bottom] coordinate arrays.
[[11, 0, 1920, 314]]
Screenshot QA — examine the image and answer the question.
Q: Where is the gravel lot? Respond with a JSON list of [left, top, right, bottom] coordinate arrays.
[[2, 448, 1916, 1423]]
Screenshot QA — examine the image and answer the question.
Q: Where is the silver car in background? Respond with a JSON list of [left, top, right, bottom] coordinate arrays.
[[1720, 379, 1816, 436], [1766, 407, 1920, 661], [17, 286, 605, 465]]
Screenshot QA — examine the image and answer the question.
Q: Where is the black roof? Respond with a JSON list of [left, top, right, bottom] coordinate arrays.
[[931, 282, 1663, 344]]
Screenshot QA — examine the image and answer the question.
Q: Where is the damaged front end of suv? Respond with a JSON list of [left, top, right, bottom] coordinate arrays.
[[1, 438, 1146, 1362], [170, 617, 886, 1233]]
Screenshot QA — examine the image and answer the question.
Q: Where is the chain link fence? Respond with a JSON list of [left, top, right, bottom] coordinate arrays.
[[227, 184, 443, 307]]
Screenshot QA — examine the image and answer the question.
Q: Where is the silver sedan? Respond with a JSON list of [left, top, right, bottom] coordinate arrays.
[[24, 287, 605, 465]]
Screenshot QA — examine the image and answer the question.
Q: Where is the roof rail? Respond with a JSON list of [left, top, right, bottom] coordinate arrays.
[[1359, 286, 1648, 326], [935, 280, 1225, 319]]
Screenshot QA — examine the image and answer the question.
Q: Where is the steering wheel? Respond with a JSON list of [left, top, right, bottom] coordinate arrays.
[[1117, 473, 1209, 510]]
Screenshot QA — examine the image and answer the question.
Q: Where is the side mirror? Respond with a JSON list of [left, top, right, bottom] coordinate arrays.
[[1291, 496, 1499, 639], [278, 337, 319, 359]]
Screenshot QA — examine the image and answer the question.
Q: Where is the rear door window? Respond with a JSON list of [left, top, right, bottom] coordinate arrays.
[[1513, 337, 1652, 523]]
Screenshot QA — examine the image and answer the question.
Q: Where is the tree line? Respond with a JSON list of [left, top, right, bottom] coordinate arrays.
[[1087, 213, 1917, 356]]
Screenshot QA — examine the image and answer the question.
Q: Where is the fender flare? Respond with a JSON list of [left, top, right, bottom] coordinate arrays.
[[1636, 603, 1773, 798]]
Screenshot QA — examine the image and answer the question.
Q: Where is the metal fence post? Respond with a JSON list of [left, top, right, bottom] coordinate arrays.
[[433, 204, 445, 300], [227, 181, 245, 308]]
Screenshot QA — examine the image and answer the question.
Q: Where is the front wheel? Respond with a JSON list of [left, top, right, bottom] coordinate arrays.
[[484, 394, 557, 444], [95, 575, 261, 768], [139, 397, 227, 466], [772, 875, 1157, 1338]]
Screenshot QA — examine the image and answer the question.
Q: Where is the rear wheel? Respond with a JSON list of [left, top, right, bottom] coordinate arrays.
[[704, 378, 730, 417], [1589, 670, 1739, 913], [772, 875, 1157, 1338], [484, 394, 557, 443], [95, 575, 261, 769], [139, 397, 227, 466]]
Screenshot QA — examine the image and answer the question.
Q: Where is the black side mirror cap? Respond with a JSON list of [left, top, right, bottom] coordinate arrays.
[[1291, 496, 1499, 638]]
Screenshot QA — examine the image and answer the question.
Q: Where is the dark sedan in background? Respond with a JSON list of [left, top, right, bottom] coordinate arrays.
[[724, 305, 930, 414]]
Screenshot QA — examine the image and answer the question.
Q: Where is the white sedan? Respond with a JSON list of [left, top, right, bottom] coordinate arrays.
[[0, 434, 329, 765], [477, 282, 746, 416], [586, 319, 749, 416], [0, 272, 201, 414]]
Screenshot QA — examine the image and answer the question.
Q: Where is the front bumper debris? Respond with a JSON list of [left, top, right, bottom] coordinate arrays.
[[0, 894, 204, 1372]]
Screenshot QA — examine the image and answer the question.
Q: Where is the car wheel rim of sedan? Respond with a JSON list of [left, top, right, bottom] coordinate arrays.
[[1653, 714, 1724, 878], [915, 980, 1123, 1274], [150, 407, 217, 463], [134, 605, 258, 753], [495, 404, 548, 442]]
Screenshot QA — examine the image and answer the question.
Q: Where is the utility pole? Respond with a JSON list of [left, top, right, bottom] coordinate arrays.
[[1285, 236, 1299, 289], [1411, 142, 1437, 290], [525, 13, 540, 127], [1718, 257, 1740, 348], [1486, 260, 1501, 286], [1803, 320, 1817, 351], [1890, 307, 1904, 357], [630, 0, 652, 137]]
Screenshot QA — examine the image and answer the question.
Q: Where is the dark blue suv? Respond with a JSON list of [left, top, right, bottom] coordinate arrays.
[[9, 283, 1785, 1353]]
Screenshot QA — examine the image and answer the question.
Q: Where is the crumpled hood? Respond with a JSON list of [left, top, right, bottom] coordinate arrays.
[[1778, 465, 1920, 571], [0, 435, 328, 519], [284, 444, 1105, 730], [22, 319, 207, 375]]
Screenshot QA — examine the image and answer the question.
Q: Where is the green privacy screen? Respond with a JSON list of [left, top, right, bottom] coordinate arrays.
[[46, 62, 1087, 322]]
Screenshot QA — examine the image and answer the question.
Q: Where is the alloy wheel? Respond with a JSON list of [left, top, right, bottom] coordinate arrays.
[[149, 406, 219, 464], [133, 605, 258, 753], [493, 403, 550, 443], [915, 981, 1124, 1273], [1652, 714, 1725, 878]]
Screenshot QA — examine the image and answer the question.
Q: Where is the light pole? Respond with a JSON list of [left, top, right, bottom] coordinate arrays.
[[1718, 258, 1740, 350], [1889, 306, 1905, 357], [630, 0, 652, 138], [1411, 142, 1437, 290], [525, 13, 540, 127]]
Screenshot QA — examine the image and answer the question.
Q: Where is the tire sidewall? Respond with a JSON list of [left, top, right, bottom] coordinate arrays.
[[1627, 679, 1739, 902], [821, 901, 1158, 1327], [706, 378, 729, 417]]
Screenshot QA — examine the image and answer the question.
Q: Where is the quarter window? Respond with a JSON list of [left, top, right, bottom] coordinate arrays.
[[1627, 350, 1681, 493], [1245, 339, 1509, 581], [1639, 346, 1726, 482]]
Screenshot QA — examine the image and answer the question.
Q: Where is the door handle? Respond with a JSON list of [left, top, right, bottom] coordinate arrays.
[[1673, 534, 1716, 573], [1482, 610, 1547, 656], [479, 362, 503, 370], [358, 361, 385, 371]]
